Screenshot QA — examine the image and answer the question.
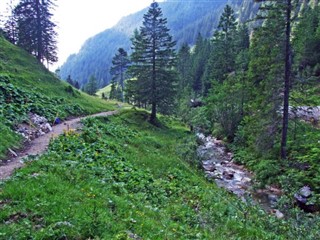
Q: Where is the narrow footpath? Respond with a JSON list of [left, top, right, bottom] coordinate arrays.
[[0, 111, 117, 180]]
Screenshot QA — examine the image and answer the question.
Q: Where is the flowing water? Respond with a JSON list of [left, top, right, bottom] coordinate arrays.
[[197, 133, 282, 214]]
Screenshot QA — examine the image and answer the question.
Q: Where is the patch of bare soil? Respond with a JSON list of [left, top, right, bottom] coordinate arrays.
[[0, 111, 117, 180]]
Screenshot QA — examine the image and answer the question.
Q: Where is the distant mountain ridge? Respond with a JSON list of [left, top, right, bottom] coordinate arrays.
[[59, 0, 259, 87]]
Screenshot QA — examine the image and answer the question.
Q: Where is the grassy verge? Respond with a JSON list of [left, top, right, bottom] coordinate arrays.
[[0, 110, 318, 239]]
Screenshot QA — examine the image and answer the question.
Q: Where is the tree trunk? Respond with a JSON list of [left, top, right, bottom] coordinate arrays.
[[35, 0, 42, 62], [150, 59, 157, 123], [120, 63, 124, 102], [150, 17, 157, 124], [281, 0, 292, 160]]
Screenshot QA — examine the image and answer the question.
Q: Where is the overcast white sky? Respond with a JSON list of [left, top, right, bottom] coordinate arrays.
[[0, 0, 164, 68]]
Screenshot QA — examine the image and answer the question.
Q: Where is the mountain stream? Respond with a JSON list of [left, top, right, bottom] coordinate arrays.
[[197, 133, 283, 216]]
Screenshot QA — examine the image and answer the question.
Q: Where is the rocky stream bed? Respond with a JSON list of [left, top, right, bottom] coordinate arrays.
[[197, 133, 285, 218]]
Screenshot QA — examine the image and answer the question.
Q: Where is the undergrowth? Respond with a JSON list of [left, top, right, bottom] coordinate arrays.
[[233, 118, 320, 210]]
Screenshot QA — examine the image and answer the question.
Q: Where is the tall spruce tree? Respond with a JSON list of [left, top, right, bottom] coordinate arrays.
[[66, 75, 74, 86], [110, 48, 130, 102], [259, 0, 299, 159], [246, 0, 299, 158], [293, 5, 320, 79], [177, 43, 192, 91], [11, 0, 57, 64], [129, 1, 177, 123], [191, 34, 211, 97], [204, 6, 250, 141], [84, 75, 98, 96], [205, 4, 238, 84], [3, 0, 18, 44]]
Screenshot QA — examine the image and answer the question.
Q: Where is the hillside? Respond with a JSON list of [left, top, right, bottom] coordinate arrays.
[[96, 84, 112, 98], [0, 36, 115, 159], [59, 0, 259, 87], [1, 110, 319, 238]]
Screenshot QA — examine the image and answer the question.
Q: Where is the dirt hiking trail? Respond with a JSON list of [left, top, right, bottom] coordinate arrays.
[[0, 111, 117, 180]]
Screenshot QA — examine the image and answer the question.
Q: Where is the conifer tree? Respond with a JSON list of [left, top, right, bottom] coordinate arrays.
[[84, 75, 98, 96], [205, 4, 238, 84], [74, 81, 80, 90], [177, 43, 192, 91], [247, 0, 299, 158], [203, 4, 251, 141], [110, 48, 130, 102], [293, 5, 320, 77], [129, 1, 177, 123], [191, 34, 211, 97], [66, 75, 74, 86], [10, 0, 57, 64], [3, 0, 18, 44]]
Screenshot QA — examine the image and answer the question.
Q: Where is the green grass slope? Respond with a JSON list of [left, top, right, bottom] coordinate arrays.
[[96, 84, 112, 98], [0, 36, 116, 159], [0, 110, 318, 239]]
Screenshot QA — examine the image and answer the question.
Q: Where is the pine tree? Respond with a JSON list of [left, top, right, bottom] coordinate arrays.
[[176, 43, 193, 118], [66, 75, 74, 86], [293, 5, 320, 77], [246, 0, 299, 158], [202, 5, 250, 141], [177, 43, 192, 91], [11, 0, 57, 64], [110, 48, 130, 102], [205, 4, 238, 84], [109, 79, 117, 100], [84, 75, 98, 95], [3, 0, 18, 44], [190, 34, 210, 97], [74, 81, 80, 90], [129, 1, 177, 123]]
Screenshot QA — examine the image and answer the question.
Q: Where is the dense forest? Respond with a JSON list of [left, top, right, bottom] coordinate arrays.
[[179, 0, 320, 210]]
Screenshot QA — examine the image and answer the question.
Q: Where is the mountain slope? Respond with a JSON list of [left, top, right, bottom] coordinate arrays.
[[0, 35, 115, 159], [59, 0, 259, 87]]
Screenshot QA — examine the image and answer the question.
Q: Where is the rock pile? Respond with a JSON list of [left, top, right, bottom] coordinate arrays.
[[289, 106, 320, 122], [16, 113, 53, 142], [294, 186, 319, 213], [197, 134, 252, 199]]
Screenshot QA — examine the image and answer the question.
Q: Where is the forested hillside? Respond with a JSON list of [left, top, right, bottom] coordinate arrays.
[[59, 0, 259, 88]]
